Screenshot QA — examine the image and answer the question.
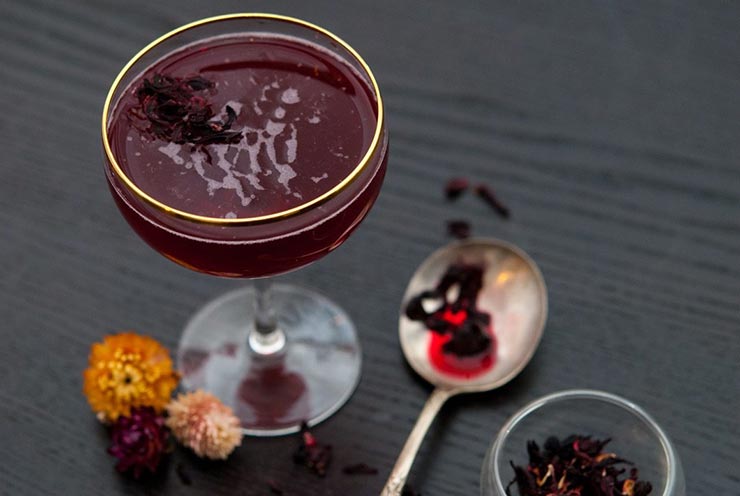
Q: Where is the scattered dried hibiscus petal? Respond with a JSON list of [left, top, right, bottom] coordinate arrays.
[[445, 177, 469, 200], [475, 184, 510, 219], [293, 422, 332, 477], [447, 220, 471, 239], [342, 463, 379, 475]]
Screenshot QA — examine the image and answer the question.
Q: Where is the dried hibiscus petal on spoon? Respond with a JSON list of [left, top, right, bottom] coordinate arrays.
[[405, 263, 492, 358], [405, 290, 445, 322]]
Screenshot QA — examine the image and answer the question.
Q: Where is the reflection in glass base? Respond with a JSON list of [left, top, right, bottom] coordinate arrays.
[[176, 284, 361, 436]]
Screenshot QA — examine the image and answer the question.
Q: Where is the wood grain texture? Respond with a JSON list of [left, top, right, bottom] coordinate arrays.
[[1, 0, 739, 494]]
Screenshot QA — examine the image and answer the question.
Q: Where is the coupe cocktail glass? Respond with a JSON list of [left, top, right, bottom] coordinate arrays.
[[102, 14, 387, 435]]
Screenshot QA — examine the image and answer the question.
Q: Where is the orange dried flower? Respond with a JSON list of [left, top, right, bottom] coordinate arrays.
[[83, 332, 179, 422], [166, 390, 242, 459]]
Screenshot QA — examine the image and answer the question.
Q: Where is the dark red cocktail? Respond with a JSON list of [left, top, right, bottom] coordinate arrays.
[[102, 14, 387, 435], [105, 28, 386, 277]]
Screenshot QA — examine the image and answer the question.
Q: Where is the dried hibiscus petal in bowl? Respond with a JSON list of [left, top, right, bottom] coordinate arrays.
[[506, 434, 653, 496]]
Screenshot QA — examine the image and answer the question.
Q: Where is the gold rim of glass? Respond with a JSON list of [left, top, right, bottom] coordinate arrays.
[[101, 13, 385, 226]]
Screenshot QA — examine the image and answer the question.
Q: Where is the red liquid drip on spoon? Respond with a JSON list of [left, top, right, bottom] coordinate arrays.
[[427, 308, 495, 378]]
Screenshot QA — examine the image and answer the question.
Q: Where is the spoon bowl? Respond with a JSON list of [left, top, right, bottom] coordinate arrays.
[[382, 238, 547, 495], [400, 238, 548, 392]]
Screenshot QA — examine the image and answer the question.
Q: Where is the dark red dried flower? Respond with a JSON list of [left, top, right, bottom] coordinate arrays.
[[108, 406, 169, 478], [293, 422, 332, 477]]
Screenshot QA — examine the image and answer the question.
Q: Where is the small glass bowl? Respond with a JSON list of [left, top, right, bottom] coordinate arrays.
[[481, 389, 685, 496]]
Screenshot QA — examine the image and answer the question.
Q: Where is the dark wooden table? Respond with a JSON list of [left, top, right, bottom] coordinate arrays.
[[1, 1, 738, 495]]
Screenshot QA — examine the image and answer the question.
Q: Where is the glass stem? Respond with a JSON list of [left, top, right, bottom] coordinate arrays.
[[248, 278, 286, 355]]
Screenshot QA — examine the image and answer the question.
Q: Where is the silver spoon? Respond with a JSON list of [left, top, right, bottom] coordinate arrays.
[[381, 238, 548, 495]]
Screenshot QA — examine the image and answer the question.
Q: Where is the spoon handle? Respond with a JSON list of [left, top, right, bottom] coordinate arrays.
[[380, 388, 452, 496]]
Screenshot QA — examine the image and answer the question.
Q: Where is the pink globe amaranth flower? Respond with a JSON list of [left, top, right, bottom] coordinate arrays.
[[166, 390, 242, 460], [108, 406, 169, 478]]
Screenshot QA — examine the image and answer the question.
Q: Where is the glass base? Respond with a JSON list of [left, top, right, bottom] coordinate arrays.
[[176, 284, 361, 436]]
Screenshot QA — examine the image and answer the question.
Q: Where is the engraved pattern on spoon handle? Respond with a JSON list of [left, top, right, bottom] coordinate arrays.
[[380, 388, 453, 496]]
